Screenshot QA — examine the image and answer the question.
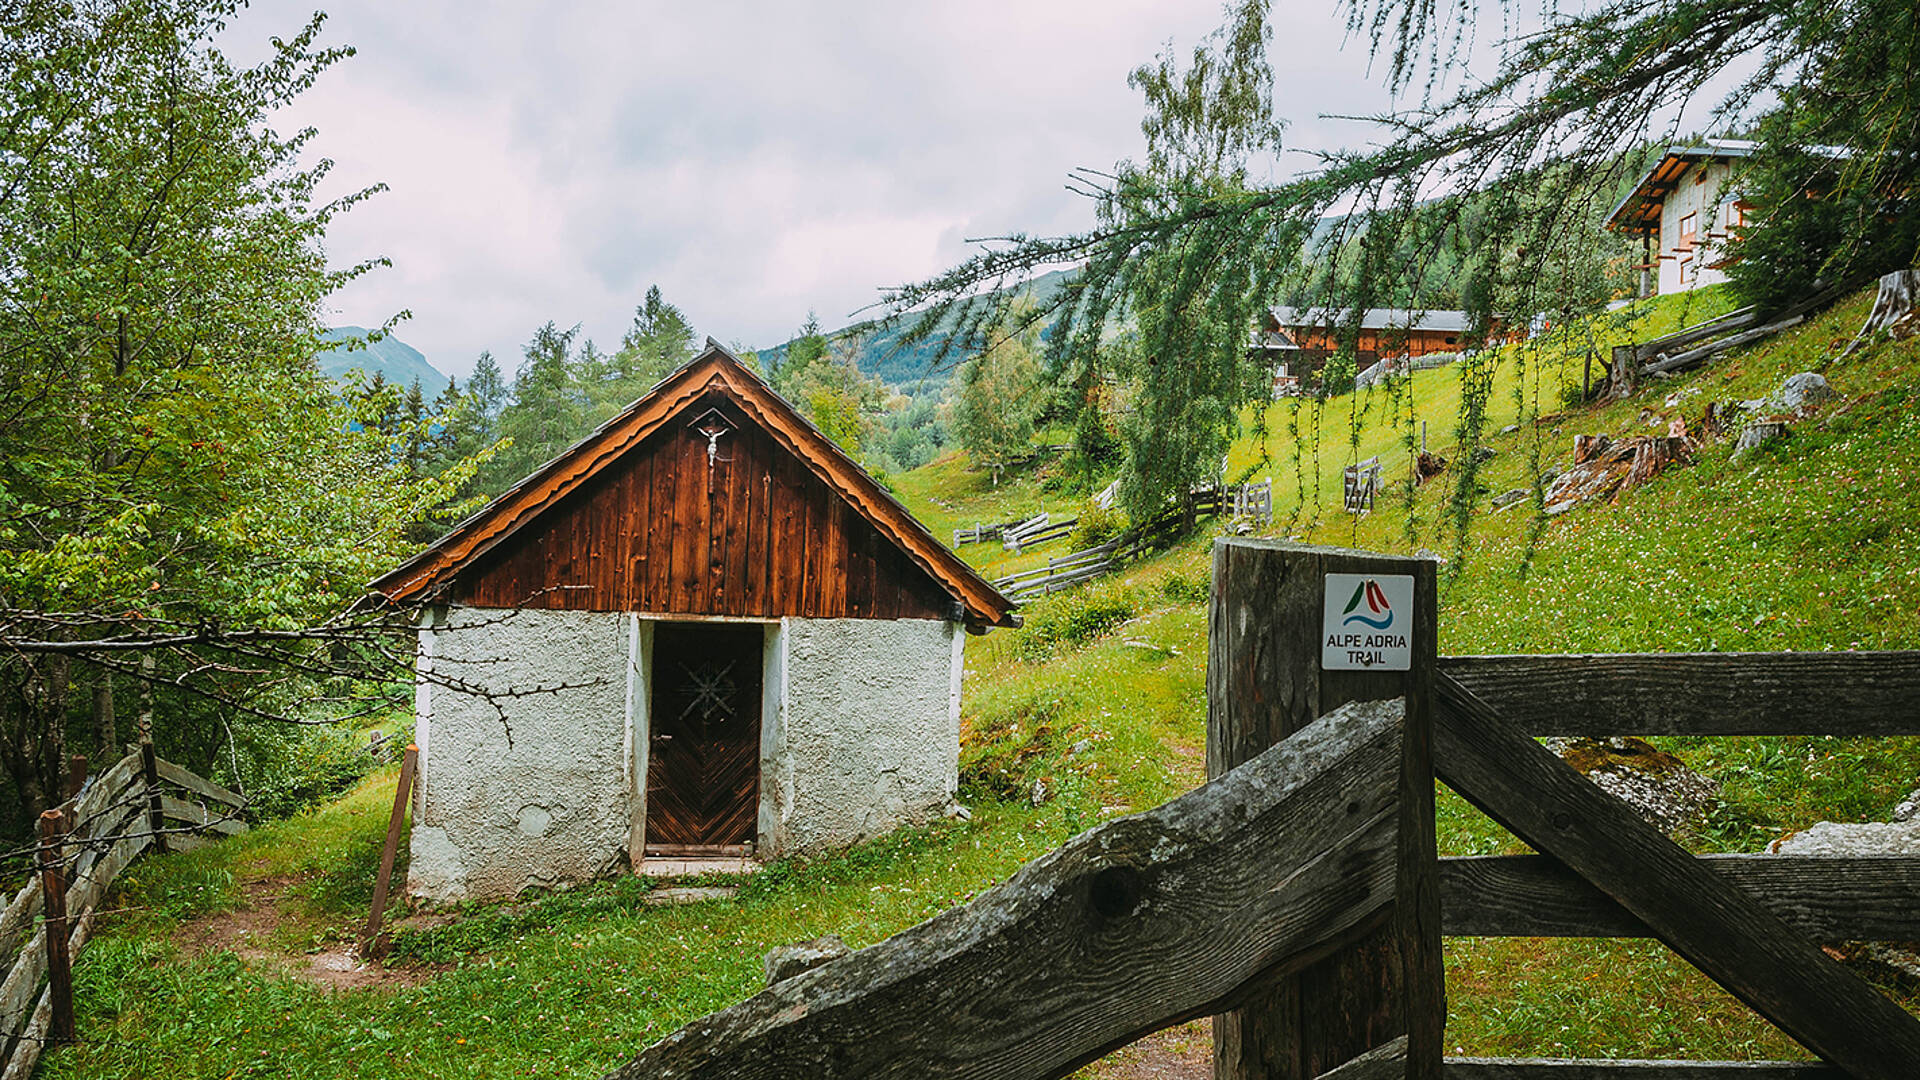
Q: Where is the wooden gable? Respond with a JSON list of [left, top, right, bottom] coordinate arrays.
[[369, 344, 1019, 629]]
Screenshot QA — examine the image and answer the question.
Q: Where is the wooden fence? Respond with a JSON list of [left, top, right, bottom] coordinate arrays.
[[990, 482, 1273, 603], [608, 539, 1920, 1080], [1345, 457, 1383, 514], [1606, 278, 1861, 398], [0, 749, 245, 1080]]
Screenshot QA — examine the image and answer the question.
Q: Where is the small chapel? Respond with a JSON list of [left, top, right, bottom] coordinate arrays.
[[366, 342, 1018, 902]]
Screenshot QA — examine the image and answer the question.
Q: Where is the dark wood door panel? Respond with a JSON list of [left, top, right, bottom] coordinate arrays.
[[646, 622, 763, 849]]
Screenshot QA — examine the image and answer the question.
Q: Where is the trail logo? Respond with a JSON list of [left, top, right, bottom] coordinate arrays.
[[1341, 579, 1395, 630], [1322, 573, 1414, 671]]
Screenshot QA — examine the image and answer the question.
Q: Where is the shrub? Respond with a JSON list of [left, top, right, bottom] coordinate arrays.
[[1067, 501, 1128, 550], [229, 721, 405, 822], [1015, 580, 1141, 661], [959, 692, 1071, 803], [1159, 567, 1211, 605]]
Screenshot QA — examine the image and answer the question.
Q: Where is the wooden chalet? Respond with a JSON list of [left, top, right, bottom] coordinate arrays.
[[1606, 140, 1756, 297], [1254, 307, 1475, 394], [368, 342, 1017, 902]]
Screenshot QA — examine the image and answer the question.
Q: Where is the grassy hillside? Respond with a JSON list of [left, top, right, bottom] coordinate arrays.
[[48, 283, 1920, 1078]]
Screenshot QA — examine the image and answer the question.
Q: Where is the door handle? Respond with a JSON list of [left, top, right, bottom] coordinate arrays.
[[652, 734, 673, 743]]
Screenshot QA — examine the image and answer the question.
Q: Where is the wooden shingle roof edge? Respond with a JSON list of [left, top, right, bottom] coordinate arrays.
[[363, 342, 1021, 630]]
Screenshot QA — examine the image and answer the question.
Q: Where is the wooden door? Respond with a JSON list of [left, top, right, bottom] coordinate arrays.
[[645, 622, 764, 853]]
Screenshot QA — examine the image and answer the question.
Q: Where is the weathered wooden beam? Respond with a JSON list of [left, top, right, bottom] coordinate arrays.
[[154, 756, 246, 808], [604, 698, 1407, 1080], [157, 795, 247, 835], [1630, 305, 1761, 361], [1320, 1036, 1409, 1080], [1438, 652, 1920, 736], [68, 752, 140, 824], [1208, 540, 1443, 1080], [1433, 673, 1920, 1080], [1441, 853, 1920, 940], [1642, 316, 1804, 376], [1442, 1061, 1838, 1079], [35, 812, 72, 1047], [363, 745, 418, 958]]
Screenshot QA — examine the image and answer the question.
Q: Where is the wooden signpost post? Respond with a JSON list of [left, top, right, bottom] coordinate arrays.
[[1206, 539, 1441, 1080], [35, 810, 74, 1048]]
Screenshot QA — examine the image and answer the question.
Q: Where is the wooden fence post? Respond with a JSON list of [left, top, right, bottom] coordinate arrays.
[[65, 755, 87, 801], [139, 740, 167, 855], [36, 810, 74, 1048], [1206, 539, 1442, 1080], [362, 744, 418, 958]]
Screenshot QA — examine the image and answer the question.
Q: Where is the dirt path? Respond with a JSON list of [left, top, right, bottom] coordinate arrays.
[[171, 876, 436, 991], [1080, 1020, 1211, 1079]]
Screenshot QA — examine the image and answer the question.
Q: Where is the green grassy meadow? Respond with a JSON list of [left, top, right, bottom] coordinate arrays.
[[43, 283, 1920, 1077]]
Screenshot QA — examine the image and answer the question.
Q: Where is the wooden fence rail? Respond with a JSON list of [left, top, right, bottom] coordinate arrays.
[[607, 540, 1918, 1080], [0, 749, 246, 1080], [989, 483, 1271, 603], [608, 698, 1415, 1080]]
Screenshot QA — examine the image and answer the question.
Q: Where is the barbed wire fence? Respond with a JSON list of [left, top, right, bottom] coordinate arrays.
[[0, 744, 246, 1080]]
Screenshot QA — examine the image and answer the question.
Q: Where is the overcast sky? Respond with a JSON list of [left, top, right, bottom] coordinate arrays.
[[231, 3, 1407, 379]]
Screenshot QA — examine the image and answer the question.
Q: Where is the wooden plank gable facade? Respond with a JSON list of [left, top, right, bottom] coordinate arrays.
[[370, 343, 1017, 629], [453, 391, 955, 620]]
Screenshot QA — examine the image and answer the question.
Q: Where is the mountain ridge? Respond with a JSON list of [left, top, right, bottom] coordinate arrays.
[[318, 326, 446, 389]]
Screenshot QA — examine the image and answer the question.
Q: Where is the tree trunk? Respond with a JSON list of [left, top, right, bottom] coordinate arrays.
[[34, 655, 70, 812], [92, 671, 117, 758], [0, 656, 68, 821], [1606, 343, 1639, 400]]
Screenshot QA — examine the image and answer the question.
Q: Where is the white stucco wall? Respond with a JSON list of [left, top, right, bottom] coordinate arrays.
[[410, 607, 963, 900], [409, 607, 631, 903], [759, 616, 961, 858], [1658, 159, 1740, 295]]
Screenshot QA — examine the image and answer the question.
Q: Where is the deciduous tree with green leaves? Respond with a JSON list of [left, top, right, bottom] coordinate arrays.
[[951, 307, 1047, 468], [0, 0, 478, 824]]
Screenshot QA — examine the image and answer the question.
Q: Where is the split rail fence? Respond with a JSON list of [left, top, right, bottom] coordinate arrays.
[[0, 748, 246, 1080], [608, 539, 1920, 1080], [1604, 275, 1870, 398], [991, 482, 1273, 603]]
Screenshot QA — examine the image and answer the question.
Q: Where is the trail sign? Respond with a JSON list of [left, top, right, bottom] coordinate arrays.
[[1322, 573, 1414, 670]]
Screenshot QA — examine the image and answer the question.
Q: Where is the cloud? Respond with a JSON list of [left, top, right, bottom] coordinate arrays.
[[233, 1, 1394, 378]]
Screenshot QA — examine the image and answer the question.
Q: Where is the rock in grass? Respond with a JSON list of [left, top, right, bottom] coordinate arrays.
[[1778, 371, 1833, 414], [764, 935, 851, 986], [1733, 419, 1790, 458], [1770, 817, 1920, 856], [1490, 487, 1529, 510], [1545, 736, 1718, 838]]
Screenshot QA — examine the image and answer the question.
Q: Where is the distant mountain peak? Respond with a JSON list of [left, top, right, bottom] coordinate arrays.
[[317, 327, 446, 389]]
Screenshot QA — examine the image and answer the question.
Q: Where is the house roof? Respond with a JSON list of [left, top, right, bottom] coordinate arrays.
[[1268, 307, 1474, 334], [1604, 139, 1758, 236], [365, 342, 1020, 629]]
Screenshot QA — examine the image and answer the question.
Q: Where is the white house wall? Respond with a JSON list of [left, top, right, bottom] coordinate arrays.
[[409, 609, 963, 902], [408, 607, 631, 903], [760, 616, 960, 858], [1659, 160, 1739, 295]]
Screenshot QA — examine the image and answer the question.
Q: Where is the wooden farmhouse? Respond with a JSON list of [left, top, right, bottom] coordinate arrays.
[[1606, 139, 1755, 297], [367, 343, 1019, 902], [1253, 307, 1474, 394]]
